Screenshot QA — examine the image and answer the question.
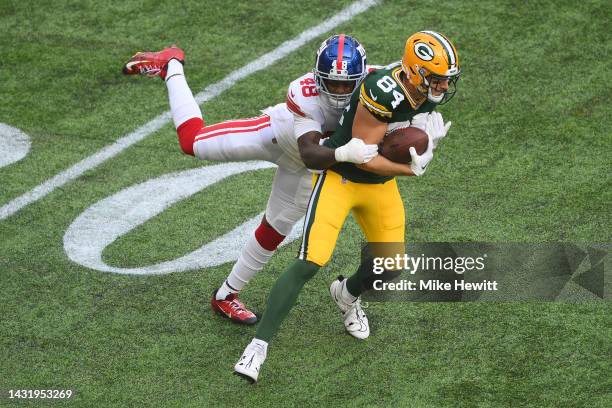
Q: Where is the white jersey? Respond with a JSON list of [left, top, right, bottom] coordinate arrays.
[[262, 72, 343, 172], [262, 67, 383, 172]]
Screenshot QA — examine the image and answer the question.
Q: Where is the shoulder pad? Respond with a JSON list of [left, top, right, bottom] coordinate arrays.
[[384, 61, 402, 70], [365, 64, 384, 73], [358, 71, 394, 120], [285, 73, 324, 122]]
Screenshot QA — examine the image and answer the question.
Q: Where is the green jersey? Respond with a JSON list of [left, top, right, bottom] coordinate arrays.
[[324, 63, 437, 183]]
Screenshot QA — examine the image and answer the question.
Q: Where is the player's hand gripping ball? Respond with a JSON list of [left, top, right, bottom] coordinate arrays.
[[378, 126, 428, 164]]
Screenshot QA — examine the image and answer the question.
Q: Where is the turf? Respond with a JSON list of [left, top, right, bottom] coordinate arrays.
[[0, 0, 610, 407]]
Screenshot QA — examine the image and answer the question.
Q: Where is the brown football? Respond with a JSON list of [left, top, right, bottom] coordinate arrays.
[[379, 126, 428, 164]]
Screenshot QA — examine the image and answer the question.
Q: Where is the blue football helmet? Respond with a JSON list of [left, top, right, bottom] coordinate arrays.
[[313, 34, 367, 110]]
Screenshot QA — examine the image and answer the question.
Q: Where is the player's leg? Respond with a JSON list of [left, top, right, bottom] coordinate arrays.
[[125, 47, 307, 325], [298, 170, 355, 266], [162, 57, 304, 324], [329, 179, 405, 339], [166, 59, 280, 162], [212, 167, 312, 324], [191, 114, 281, 163], [346, 179, 405, 297], [255, 171, 353, 339], [165, 59, 207, 157], [235, 170, 354, 382], [255, 171, 351, 341], [123, 47, 280, 162], [122, 47, 201, 155]]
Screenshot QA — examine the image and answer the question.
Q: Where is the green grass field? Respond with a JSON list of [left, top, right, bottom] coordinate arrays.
[[1, 0, 610, 406]]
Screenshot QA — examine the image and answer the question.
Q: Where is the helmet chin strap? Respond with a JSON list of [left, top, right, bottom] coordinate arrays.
[[427, 88, 444, 103]]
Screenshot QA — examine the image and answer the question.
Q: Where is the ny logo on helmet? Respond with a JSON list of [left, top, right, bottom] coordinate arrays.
[[414, 42, 434, 61]]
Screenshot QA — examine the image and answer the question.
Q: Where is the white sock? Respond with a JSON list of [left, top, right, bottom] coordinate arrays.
[[341, 279, 358, 304], [165, 59, 202, 129], [215, 280, 238, 300], [166, 58, 184, 78], [221, 233, 275, 295]]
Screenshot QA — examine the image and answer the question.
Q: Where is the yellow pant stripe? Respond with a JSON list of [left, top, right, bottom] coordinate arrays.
[[298, 172, 326, 260]]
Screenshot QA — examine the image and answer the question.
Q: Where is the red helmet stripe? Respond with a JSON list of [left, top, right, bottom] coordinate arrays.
[[336, 34, 345, 70]]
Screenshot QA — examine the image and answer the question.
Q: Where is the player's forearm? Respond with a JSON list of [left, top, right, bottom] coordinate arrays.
[[299, 144, 337, 170], [297, 132, 337, 170], [356, 155, 414, 176]]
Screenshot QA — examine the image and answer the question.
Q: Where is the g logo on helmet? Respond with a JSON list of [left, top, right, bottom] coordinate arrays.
[[414, 42, 434, 61]]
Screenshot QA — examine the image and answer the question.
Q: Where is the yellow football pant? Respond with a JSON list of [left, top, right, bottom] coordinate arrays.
[[298, 170, 405, 266]]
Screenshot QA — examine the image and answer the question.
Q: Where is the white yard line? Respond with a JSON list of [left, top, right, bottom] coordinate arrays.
[[0, 0, 380, 221]]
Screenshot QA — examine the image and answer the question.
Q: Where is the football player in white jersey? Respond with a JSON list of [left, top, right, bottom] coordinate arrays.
[[122, 35, 378, 324]]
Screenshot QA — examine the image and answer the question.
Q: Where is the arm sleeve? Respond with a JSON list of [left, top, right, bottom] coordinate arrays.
[[285, 81, 325, 139], [293, 115, 323, 139]]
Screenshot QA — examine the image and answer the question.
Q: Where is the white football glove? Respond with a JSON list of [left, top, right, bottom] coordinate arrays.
[[425, 111, 451, 149], [409, 112, 429, 132], [334, 138, 378, 164], [409, 133, 434, 177]]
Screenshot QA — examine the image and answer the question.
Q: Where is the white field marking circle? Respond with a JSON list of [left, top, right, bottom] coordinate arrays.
[[0, 0, 381, 221], [0, 123, 31, 168], [63, 161, 303, 275]]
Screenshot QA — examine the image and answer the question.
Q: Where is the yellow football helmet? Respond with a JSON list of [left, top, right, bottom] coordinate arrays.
[[401, 31, 461, 104]]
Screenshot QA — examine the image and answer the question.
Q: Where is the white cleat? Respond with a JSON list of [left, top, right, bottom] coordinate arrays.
[[330, 276, 370, 339], [234, 340, 267, 383]]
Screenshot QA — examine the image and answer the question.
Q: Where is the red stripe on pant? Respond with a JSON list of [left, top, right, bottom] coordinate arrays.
[[177, 115, 271, 155], [194, 115, 271, 142], [196, 115, 270, 135], [194, 122, 270, 142]]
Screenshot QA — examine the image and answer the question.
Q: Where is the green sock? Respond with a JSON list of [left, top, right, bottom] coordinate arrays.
[[346, 257, 402, 298], [255, 259, 320, 342], [346, 257, 372, 297]]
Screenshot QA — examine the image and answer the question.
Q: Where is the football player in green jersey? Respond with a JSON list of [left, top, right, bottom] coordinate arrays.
[[235, 31, 460, 382]]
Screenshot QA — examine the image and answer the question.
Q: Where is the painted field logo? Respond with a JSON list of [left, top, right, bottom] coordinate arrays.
[[63, 162, 303, 275], [414, 42, 434, 61], [0, 123, 31, 168]]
